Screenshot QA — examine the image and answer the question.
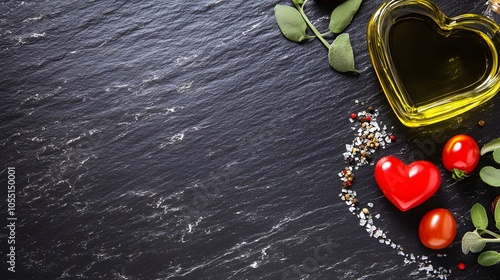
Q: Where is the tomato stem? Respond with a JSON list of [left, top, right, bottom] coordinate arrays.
[[452, 168, 468, 181]]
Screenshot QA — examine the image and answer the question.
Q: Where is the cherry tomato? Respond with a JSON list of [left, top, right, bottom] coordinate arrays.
[[419, 208, 457, 249], [442, 134, 480, 180]]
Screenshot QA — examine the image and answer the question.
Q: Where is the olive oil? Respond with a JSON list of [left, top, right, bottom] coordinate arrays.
[[367, 0, 500, 127], [389, 13, 494, 106]]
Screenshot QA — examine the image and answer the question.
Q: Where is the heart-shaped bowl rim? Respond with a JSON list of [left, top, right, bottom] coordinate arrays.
[[367, 0, 500, 127]]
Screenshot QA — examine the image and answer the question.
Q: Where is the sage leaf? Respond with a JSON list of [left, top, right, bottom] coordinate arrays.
[[481, 138, 500, 155], [328, 33, 359, 73], [462, 231, 486, 254], [480, 166, 500, 187], [471, 203, 488, 229], [493, 148, 500, 164], [478, 251, 500, 266], [329, 0, 363, 33], [274, 5, 310, 43], [495, 198, 500, 231]]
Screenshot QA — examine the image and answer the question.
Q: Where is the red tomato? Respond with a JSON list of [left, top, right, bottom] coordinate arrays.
[[419, 208, 457, 249], [442, 134, 480, 180]]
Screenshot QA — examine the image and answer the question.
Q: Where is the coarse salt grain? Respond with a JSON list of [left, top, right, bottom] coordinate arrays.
[[339, 103, 450, 279], [419, 264, 434, 272], [359, 219, 367, 227]]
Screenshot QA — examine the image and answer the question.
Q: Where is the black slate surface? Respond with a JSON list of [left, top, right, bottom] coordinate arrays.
[[1, 0, 500, 279]]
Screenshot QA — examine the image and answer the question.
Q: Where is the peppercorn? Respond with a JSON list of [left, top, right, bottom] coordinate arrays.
[[351, 198, 359, 206], [346, 157, 355, 165], [478, 120, 485, 127], [458, 262, 466, 270], [364, 153, 372, 162], [362, 208, 370, 215], [367, 106, 375, 113]]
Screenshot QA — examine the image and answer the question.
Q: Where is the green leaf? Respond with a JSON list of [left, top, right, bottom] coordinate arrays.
[[329, 0, 363, 33], [493, 148, 500, 164], [328, 33, 359, 73], [480, 166, 500, 187], [274, 5, 311, 43], [478, 251, 500, 266], [462, 231, 486, 254], [481, 138, 500, 155], [495, 198, 500, 231], [471, 203, 489, 229]]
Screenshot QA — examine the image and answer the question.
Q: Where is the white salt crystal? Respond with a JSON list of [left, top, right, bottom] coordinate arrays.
[[359, 219, 367, 227], [419, 264, 433, 272]]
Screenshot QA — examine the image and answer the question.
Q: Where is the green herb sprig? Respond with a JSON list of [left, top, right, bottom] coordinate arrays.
[[274, 0, 362, 74], [462, 200, 500, 266], [480, 138, 500, 187]]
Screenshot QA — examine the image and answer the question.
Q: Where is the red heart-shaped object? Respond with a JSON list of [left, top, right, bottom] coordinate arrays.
[[374, 156, 441, 211]]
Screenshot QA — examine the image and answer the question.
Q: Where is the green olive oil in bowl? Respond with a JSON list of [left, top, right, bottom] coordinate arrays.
[[367, 0, 500, 127]]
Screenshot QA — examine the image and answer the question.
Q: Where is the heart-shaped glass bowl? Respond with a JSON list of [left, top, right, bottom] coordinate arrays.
[[367, 0, 500, 127]]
